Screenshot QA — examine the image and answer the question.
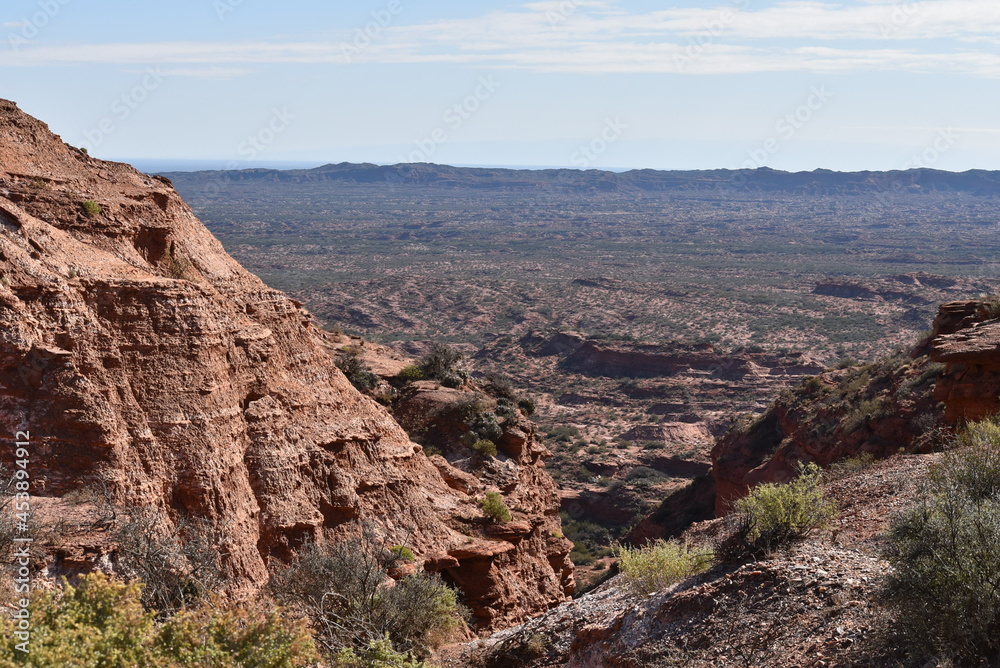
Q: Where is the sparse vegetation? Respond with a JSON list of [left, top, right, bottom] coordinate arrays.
[[472, 439, 498, 457], [82, 200, 101, 216], [337, 347, 380, 393], [825, 452, 876, 480], [269, 529, 465, 661], [397, 364, 424, 382], [418, 343, 467, 388], [734, 463, 836, 554], [0, 573, 318, 667], [615, 539, 714, 596], [884, 416, 1000, 664], [111, 507, 226, 614], [480, 492, 512, 523]]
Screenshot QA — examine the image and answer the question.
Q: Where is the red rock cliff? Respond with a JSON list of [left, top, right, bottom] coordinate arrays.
[[0, 100, 570, 629]]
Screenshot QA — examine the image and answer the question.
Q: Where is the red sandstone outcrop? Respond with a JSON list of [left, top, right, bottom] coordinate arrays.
[[930, 300, 1000, 423], [0, 100, 570, 629]]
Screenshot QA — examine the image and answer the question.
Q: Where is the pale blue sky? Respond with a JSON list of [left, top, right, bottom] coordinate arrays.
[[2, 0, 999, 171]]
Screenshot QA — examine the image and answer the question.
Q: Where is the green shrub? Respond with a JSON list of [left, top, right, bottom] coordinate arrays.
[[155, 596, 318, 667], [976, 296, 1000, 320], [337, 348, 380, 393], [483, 373, 516, 400], [269, 531, 464, 659], [884, 416, 1000, 663], [480, 492, 512, 523], [472, 439, 498, 457], [0, 573, 318, 667], [397, 364, 424, 382], [418, 344, 466, 388], [82, 200, 101, 216], [390, 545, 415, 562], [517, 397, 536, 416], [825, 452, 875, 480], [734, 463, 836, 553], [333, 636, 431, 667], [615, 539, 714, 596]]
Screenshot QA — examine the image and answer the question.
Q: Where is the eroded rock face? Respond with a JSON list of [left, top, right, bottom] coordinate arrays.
[[709, 352, 944, 516], [931, 300, 1000, 423], [391, 381, 575, 628], [0, 100, 570, 628]]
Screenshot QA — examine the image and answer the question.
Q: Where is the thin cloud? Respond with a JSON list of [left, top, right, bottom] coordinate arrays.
[[2, 0, 999, 77]]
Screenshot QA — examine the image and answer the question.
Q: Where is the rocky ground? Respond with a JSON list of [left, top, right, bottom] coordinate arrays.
[[438, 453, 935, 668]]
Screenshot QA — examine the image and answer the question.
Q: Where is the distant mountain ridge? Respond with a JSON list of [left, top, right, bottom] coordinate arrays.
[[160, 162, 1000, 196]]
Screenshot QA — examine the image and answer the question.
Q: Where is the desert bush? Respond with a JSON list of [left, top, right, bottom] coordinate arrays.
[[112, 508, 227, 614], [480, 492, 512, 523], [468, 411, 503, 444], [269, 530, 465, 659], [976, 296, 1000, 320], [483, 373, 516, 400], [390, 545, 415, 562], [494, 398, 518, 422], [82, 200, 101, 216], [734, 463, 836, 553], [0, 573, 318, 667], [333, 636, 431, 667], [418, 344, 466, 388], [615, 539, 714, 596], [337, 348, 380, 393], [472, 439, 498, 457], [884, 417, 1000, 662], [824, 452, 875, 480], [517, 397, 536, 416], [154, 596, 318, 667], [397, 364, 423, 382]]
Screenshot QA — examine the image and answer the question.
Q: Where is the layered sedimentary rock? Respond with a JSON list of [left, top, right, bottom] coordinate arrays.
[[0, 100, 570, 628], [931, 300, 1000, 423]]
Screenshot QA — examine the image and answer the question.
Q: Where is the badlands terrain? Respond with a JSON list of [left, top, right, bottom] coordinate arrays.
[[165, 164, 1000, 580]]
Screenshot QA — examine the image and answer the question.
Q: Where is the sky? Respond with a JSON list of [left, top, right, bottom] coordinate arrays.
[[2, 0, 999, 172]]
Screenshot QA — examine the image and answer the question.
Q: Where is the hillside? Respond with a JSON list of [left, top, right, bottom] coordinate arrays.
[[163, 162, 1000, 580], [0, 100, 571, 631], [443, 297, 1000, 666]]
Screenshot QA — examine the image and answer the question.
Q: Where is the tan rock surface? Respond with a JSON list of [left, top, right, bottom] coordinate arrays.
[[0, 100, 570, 628]]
